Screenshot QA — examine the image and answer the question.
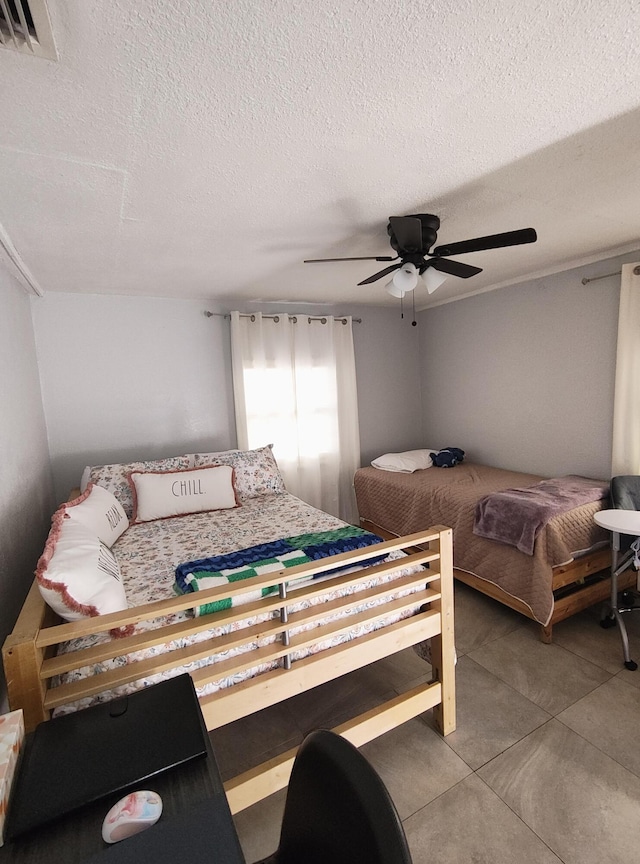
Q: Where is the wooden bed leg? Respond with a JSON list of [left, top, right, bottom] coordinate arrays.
[[3, 633, 49, 731], [540, 623, 553, 644], [430, 527, 456, 736], [2, 581, 52, 731]]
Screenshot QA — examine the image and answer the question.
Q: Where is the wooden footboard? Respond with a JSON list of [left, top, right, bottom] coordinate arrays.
[[2, 527, 455, 813]]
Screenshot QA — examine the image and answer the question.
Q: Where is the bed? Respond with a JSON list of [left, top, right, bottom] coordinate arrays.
[[2, 451, 455, 815], [354, 461, 629, 642]]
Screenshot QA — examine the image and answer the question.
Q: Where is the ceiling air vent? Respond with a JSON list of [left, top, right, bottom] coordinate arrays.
[[0, 0, 57, 60]]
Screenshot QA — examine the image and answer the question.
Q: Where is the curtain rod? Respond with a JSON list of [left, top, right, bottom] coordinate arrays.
[[582, 265, 640, 285], [205, 311, 362, 324]]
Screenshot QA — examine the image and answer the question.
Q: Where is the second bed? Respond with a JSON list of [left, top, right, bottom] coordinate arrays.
[[354, 461, 627, 641]]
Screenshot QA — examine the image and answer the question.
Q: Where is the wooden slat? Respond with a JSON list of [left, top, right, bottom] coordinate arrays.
[[35, 537, 440, 647], [199, 609, 441, 730], [551, 569, 636, 624], [224, 680, 442, 813], [551, 547, 611, 590], [41, 568, 438, 677], [44, 586, 438, 710], [192, 593, 437, 692]]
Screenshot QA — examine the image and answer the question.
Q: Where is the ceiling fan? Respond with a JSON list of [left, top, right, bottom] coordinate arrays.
[[304, 214, 537, 295]]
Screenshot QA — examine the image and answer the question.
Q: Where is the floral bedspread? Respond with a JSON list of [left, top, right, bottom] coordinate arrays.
[[53, 493, 424, 715]]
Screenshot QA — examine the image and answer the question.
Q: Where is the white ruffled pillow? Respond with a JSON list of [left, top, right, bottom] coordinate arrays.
[[63, 484, 129, 547], [36, 515, 128, 623], [128, 465, 239, 523], [371, 449, 438, 473]]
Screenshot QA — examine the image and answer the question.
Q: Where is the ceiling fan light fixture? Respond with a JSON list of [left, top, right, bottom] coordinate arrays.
[[392, 262, 418, 293], [423, 268, 448, 294], [385, 279, 406, 298]]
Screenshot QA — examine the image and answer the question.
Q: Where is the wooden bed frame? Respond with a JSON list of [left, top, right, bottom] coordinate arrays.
[[2, 527, 455, 814], [360, 519, 631, 644]]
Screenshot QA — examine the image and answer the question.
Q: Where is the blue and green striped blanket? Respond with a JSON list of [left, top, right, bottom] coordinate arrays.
[[174, 526, 384, 616]]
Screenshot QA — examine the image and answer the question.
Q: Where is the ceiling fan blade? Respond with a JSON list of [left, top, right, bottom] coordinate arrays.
[[433, 227, 537, 257], [428, 258, 483, 279], [357, 262, 402, 286], [304, 256, 396, 263], [389, 216, 423, 254]]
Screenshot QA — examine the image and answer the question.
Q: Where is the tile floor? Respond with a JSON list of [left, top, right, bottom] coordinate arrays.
[[210, 582, 640, 864]]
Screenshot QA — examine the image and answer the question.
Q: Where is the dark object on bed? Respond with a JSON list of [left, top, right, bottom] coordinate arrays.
[[251, 729, 412, 864], [429, 447, 465, 468], [6, 674, 207, 841]]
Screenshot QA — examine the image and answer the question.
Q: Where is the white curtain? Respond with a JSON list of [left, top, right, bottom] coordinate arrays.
[[230, 312, 361, 523], [612, 263, 640, 476]]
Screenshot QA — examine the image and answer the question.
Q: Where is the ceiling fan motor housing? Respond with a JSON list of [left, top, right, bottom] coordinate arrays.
[[387, 213, 440, 256]]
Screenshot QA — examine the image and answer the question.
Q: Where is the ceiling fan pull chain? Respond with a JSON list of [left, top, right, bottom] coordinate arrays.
[[412, 291, 417, 327]]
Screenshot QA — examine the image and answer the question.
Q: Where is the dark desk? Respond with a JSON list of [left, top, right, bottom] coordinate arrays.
[[0, 698, 245, 864]]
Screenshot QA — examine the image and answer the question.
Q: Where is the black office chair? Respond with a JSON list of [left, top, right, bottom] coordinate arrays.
[[600, 475, 640, 670], [252, 729, 413, 864]]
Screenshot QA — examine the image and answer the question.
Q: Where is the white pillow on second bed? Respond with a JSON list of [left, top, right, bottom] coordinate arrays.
[[371, 449, 438, 473]]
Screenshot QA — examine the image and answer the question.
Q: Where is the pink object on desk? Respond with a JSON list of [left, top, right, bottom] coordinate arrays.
[[101, 790, 163, 843]]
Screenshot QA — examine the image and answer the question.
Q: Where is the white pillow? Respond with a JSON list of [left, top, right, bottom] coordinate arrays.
[[371, 449, 437, 473], [129, 465, 239, 523], [36, 516, 128, 623], [63, 484, 129, 547]]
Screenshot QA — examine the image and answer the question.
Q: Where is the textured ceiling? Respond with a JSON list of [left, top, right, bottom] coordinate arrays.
[[1, 0, 639, 309]]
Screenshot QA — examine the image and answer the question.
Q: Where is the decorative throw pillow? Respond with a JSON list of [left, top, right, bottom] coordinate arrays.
[[193, 445, 286, 500], [63, 484, 129, 547], [128, 465, 240, 523], [87, 455, 192, 519], [371, 449, 438, 473], [35, 514, 128, 623]]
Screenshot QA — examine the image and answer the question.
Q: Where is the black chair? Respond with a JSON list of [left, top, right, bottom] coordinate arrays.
[[600, 475, 640, 670], [252, 729, 413, 864]]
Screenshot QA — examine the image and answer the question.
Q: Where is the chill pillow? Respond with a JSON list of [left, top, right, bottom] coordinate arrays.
[[86, 455, 192, 519], [128, 465, 239, 523], [63, 484, 129, 547], [193, 444, 286, 500], [371, 449, 438, 473], [36, 513, 128, 623]]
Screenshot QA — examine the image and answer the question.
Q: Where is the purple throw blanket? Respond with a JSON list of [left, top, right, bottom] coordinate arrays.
[[473, 475, 609, 555]]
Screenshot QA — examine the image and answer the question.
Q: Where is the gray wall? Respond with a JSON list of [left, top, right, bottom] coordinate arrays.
[[0, 274, 55, 710], [31, 294, 237, 502], [31, 296, 422, 501], [418, 251, 640, 479], [353, 306, 423, 467]]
